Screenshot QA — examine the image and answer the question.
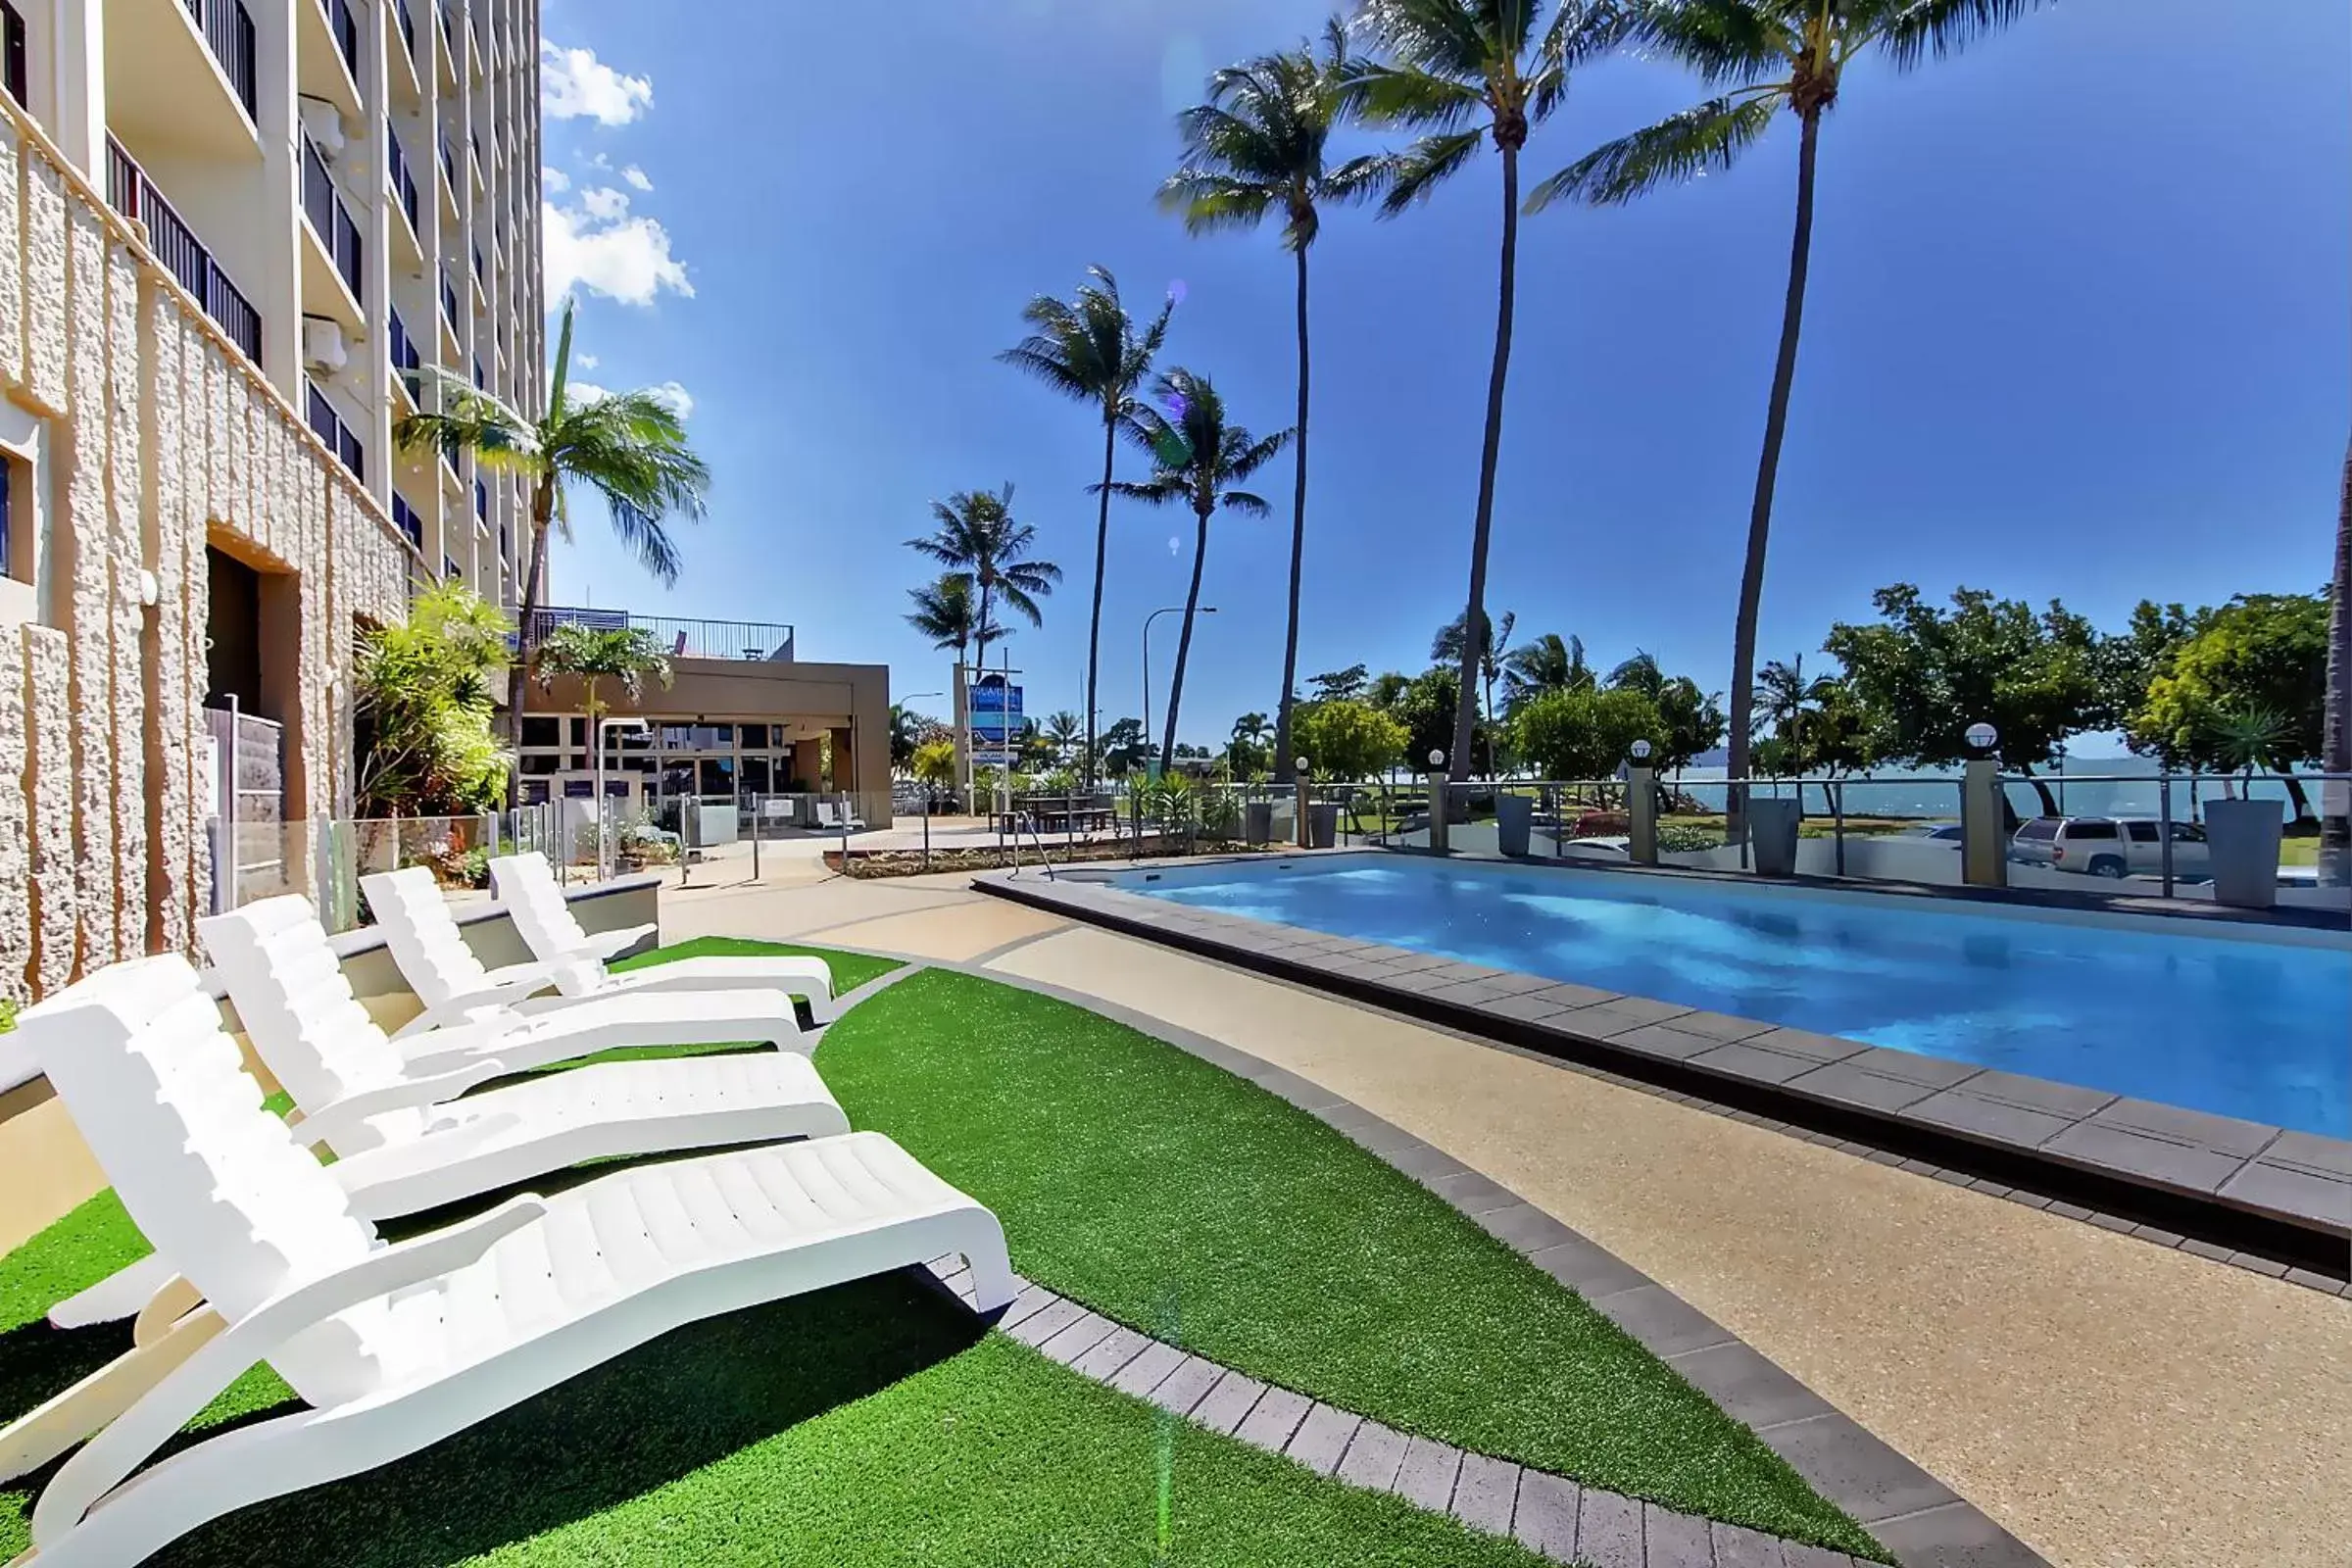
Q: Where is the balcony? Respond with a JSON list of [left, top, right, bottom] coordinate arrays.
[[108, 0, 260, 164], [300, 134, 364, 318], [439, 270, 460, 333], [319, 0, 357, 78], [522, 608, 798, 663], [391, 491, 424, 551], [473, 477, 487, 523], [306, 381, 365, 484], [294, 0, 361, 114], [394, 0, 415, 61], [104, 137, 262, 365], [444, 553, 462, 582], [182, 0, 259, 120]]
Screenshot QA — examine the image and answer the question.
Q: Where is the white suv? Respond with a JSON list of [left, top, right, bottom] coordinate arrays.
[[2010, 815, 2209, 879]]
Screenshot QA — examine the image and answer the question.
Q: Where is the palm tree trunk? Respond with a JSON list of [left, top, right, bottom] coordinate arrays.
[[2322, 433, 2352, 885], [1274, 243, 1313, 789], [1449, 144, 1519, 785], [1725, 106, 1822, 850], [1161, 503, 1212, 766], [509, 476, 558, 782], [1084, 418, 1116, 791]]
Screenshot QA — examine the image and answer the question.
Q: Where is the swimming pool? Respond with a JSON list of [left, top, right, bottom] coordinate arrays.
[[1107, 857, 2352, 1138]]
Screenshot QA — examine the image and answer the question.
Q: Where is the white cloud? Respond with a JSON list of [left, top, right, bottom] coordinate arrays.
[[648, 380, 694, 418], [578, 186, 631, 220], [540, 41, 654, 125], [575, 353, 599, 369], [568, 380, 611, 404], [542, 165, 570, 193], [621, 166, 654, 192], [544, 198, 692, 306]]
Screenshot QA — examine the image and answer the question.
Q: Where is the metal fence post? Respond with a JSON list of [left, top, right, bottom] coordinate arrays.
[[1832, 780, 1846, 878], [2159, 772, 2175, 900]]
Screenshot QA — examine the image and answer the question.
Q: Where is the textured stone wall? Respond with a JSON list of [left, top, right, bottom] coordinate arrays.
[[0, 111, 416, 1000]]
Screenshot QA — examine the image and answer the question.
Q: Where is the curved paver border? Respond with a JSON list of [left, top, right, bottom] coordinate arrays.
[[972, 865, 2351, 1288], [812, 951, 2049, 1568]]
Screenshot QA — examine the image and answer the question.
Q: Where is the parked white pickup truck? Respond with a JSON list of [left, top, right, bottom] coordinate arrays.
[[2010, 815, 2210, 879]]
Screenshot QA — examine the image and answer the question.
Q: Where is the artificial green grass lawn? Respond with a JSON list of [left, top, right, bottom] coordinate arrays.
[[0, 1197, 1553, 1567], [815, 963, 1880, 1557]]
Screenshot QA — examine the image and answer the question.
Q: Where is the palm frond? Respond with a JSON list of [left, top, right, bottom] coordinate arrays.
[[1219, 490, 1273, 517], [1633, 0, 1801, 84], [1339, 61, 1487, 132], [1354, 0, 1494, 79], [1100, 475, 1190, 507], [1869, 0, 2048, 72], [1524, 89, 1778, 211], [1378, 129, 1486, 215], [996, 339, 1097, 402], [1532, 0, 1639, 118], [1158, 169, 1280, 235]]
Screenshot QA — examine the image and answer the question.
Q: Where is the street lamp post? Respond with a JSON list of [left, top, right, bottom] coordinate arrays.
[[1142, 605, 1216, 777], [594, 717, 648, 882]]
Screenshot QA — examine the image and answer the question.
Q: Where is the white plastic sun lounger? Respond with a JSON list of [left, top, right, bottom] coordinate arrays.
[[355, 864, 822, 1042], [488, 851, 838, 1017], [2, 956, 1011, 1566], [199, 898, 853, 1211], [391, 858, 840, 1024]]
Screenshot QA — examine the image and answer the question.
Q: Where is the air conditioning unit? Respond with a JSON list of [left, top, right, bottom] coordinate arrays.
[[302, 317, 348, 373], [298, 99, 347, 161]]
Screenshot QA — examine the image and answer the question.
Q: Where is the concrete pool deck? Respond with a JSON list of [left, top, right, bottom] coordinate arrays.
[[662, 864, 2352, 1568]]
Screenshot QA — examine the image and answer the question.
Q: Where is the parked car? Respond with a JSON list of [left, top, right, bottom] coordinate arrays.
[[1905, 822, 1965, 847], [2010, 815, 2208, 879]]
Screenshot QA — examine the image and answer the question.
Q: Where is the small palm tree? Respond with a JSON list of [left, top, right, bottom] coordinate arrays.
[[1345, 0, 1629, 781], [905, 485, 1060, 681], [1529, 0, 2049, 835], [1501, 631, 1592, 710], [1230, 710, 1275, 772], [999, 270, 1174, 785], [1105, 368, 1291, 764], [1163, 20, 1388, 787], [1045, 710, 1084, 763], [395, 298, 709, 755], [905, 571, 1000, 674], [532, 623, 674, 731], [1752, 652, 1834, 776], [1432, 608, 1516, 763]]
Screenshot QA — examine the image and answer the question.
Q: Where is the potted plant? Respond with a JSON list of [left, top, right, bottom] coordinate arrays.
[[2201, 706, 2287, 908]]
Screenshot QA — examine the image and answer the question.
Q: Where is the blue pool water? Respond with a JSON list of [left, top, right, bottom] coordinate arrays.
[[1108, 857, 2352, 1137]]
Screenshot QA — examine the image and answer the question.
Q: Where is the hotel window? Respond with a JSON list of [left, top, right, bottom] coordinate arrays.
[[1, 5, 24, 108]]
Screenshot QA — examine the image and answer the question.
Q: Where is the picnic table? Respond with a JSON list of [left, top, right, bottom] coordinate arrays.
[[999, 802, 1116, 834]]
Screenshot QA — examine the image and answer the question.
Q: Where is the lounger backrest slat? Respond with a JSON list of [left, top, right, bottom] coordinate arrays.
[[487, 852, 588, 960], [359, 866, 493, 1008], [200, 898, 430, 1151]]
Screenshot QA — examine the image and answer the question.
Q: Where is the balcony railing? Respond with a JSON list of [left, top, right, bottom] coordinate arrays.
[[319, 0, 358, 79], [386, 129, 419, 230], [439, 270, 459, 331], [307, 381, 364, 483], [473, 477, 487, 521], [301, 135, 363, 299], [437, 126, 456, 193], [522, 608, 798, 663], [105, 136, 262, 365], [391, 491, 424, 550], [181, 0, 259, 120], [4, 4, 25, 107], [470, 241, 483, 281], [394, 0, 415, 61], [444, 554, 462, 582]]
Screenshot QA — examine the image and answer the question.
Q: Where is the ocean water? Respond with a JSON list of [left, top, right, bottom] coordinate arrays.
[[1665, 758, 2315, 822]]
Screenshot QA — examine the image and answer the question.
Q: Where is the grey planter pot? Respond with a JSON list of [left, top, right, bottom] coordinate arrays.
[[2203, 797, 2282, 908], [1495, 793, 1534, 858], [1747, 797, 1802, 877], [1306, 803, 1340, 850], [1244, 801, 1273, 848]]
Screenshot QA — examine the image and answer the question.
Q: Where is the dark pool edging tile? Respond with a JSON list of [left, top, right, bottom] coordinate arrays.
[[896, 951, 2045, 1568], [975, 871, 2352, 1285]]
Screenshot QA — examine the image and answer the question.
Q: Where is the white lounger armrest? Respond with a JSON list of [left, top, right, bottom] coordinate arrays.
[[388, 963, 564, 1038], [31, 1196, 547, 1547], [287, 1060, 510, 1152], [574, 922, 657, 961]]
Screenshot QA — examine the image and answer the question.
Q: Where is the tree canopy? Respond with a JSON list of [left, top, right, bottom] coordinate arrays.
[[2129, 593, 2327, 775], [1508, 686, 1666, 781], [1294, 699, 1409, 781], [354, 586, 514, 816]]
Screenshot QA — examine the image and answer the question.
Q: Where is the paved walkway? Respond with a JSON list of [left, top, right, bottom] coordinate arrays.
[[664, 870, 2352, 1568]]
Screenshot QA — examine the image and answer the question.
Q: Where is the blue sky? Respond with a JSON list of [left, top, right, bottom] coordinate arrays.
[[535, 0, 2349, 751]]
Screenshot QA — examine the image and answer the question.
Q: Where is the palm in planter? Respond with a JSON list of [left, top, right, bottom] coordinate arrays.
[[1104, 368, 1291, 765], [532, 622, 674, 729], [2201, 705, 2291, 906], [1528, 0, 2049, 841], [395, 299, 709, 756], [1162, 19, 1389, 787]]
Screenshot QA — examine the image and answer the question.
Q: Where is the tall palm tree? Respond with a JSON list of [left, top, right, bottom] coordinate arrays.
[[904, 572, 999, 675], [1345, 0, 1628, 781], [1500, 630, 1592, 710], [905, 484, 1061, 677], [1432, 607, 1515, 760], [2325, 434, 2352, 886], [1529, 0, 2049, 840], [999, 269, 1174, 787], [396, 298, 709, 754], [1105, 368, 1291, 764], [1163, 20, 1388, 788]]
